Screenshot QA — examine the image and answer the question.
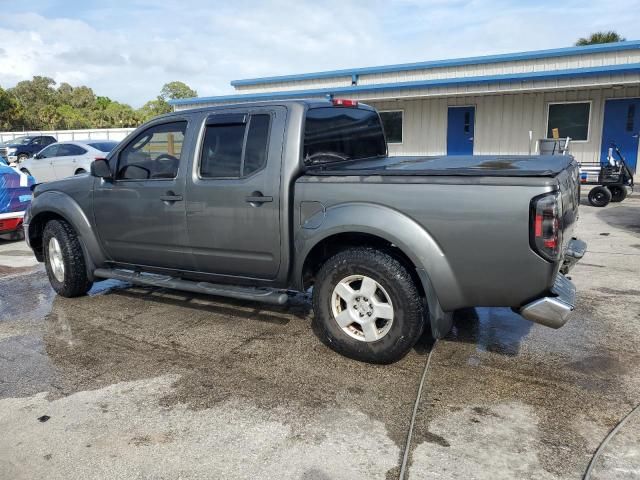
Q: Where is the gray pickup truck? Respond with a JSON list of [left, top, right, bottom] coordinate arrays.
[[24, 99, 585, 363]]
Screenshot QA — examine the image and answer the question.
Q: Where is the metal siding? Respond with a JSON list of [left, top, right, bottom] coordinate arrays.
[[233, 50, 640, 94], [365, 88, 640, 164]]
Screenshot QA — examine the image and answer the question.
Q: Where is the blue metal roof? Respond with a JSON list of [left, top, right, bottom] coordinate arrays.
[[171, 62, 640, 106], [230, 40, 640, 87]]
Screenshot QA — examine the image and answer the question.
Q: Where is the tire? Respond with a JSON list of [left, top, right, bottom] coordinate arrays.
[[74, 168, 87, 175], [43, 219, 93, 297], [17, 153, 29, 163], [312, 247, 425, 364], [607, 185, 627, 203], [588, 186, 612, 207]]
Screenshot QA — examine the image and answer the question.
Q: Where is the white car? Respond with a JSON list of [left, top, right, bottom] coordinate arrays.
[[20, 140, 118, 183]]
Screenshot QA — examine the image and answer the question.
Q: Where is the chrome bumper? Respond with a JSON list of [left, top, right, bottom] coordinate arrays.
[[518, 275, 576, 328], [560, 238, 587, 274], [518, 238, 586, 329]]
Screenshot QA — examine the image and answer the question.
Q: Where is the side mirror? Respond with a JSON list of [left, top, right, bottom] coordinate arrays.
[[34, 153, 43, 159], [90, 158, 112, 180]]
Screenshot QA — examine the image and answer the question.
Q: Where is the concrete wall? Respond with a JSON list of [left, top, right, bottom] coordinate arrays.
[[368, 85, 640, 165], [0, 128, 135, 144]]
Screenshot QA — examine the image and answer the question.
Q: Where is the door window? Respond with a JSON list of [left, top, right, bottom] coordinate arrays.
[[57, 144, 88, 156], [38, 144, 59, 158], [117, 121, 187, 180], [199, 114, 271, 178]]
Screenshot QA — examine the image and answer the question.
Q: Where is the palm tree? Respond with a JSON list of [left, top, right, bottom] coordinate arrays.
[[576, 32, 626, 46]]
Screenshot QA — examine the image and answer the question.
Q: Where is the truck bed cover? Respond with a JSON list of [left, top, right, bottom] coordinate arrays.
[[306, 155, 575, 177]]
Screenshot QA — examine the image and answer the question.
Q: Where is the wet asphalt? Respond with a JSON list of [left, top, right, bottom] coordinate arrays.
[[0, 195, 639, 479]]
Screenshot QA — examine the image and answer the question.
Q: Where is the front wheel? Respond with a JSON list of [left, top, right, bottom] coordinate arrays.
[[43, 219, 93, 297], [588, 186, 612, 207], [312, 247, 426, 364], [17, 153, 29, 163], [607, 185, 627, 202], [20, 168, 32, 177]]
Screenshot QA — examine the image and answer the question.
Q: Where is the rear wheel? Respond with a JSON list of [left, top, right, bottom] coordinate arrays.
[[607, 185, 627, 203], [588, 186, 612, 207], [312, 247, 425, 364], [75, 168, 87, 175], [43, 219, 93, 297]]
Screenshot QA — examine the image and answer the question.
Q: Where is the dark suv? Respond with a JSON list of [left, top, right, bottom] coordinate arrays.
[[0, 135, 57, 163]]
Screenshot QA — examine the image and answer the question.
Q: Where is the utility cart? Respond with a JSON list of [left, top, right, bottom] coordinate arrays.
[[579, 144, 634, 207]]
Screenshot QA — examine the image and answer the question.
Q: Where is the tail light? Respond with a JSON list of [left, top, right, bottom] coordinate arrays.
[[332, 98, 358, 107], [530, 192, 563, 261]]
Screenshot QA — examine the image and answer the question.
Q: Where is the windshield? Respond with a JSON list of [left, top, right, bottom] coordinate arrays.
[[303, 107, 387, 165], [88, 141, 118, 153]]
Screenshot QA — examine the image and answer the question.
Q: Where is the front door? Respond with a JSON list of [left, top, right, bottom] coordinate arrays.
[[52, 143, 87, 179], [601, 98, 640, 173], [28, 144, 58, 182], [93, 120, 194, 271], [186, 107, 285, 280], [447, 106, 475, 155]]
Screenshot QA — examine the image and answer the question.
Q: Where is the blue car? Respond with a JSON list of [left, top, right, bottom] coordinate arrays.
[[0, 155, 35, 236]]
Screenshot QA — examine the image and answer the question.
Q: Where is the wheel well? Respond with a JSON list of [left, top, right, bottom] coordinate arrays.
[[301, 232, 425, 297], [75, 168, 87, 174], [28, 212, 67, 261]]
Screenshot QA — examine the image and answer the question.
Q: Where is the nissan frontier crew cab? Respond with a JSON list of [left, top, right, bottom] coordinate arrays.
[[24, 99, 586, 364]]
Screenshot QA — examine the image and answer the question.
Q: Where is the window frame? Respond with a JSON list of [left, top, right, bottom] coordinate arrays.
[[195, 111, 273, 181], [114, 119, 189, 182], [378, 109, 404, 145], [545, 100, 592, 143]]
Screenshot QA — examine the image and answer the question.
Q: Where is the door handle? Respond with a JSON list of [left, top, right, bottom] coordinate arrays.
[[245, 193, 273, 204], [160, 192, 183, 202]]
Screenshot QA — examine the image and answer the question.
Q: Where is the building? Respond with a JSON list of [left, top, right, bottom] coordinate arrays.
[[172, 41, 640, 172]]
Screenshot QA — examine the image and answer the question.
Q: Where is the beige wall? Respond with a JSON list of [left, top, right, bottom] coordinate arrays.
[[368, 85, 640, 164]]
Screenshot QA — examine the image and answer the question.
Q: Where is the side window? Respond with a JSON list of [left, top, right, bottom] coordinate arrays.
[[243, 114, 270, 175], [117, 121, 187, 180], [199, 113, 271, 179], [45, 137, 56, 145], [31, 137, 43, 146], [200, 123, 245, 178], [57, 144, 87, 157], [39, 145, 59, 158]]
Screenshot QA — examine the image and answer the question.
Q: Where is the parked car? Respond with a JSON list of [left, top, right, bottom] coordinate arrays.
[[20, 140, 119, 183], [24, 99, 585, 363], [0, 135, 57, 164], [0, 157, 35, 237]]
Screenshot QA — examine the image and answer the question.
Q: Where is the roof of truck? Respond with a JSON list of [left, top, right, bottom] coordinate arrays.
[[166, 98, 375, 112]]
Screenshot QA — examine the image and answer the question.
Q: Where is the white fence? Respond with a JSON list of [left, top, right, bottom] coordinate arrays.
[[0, 128, 136, 143]]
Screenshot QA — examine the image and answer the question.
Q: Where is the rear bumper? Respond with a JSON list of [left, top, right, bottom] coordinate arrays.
[[517, 238, 586, 329]]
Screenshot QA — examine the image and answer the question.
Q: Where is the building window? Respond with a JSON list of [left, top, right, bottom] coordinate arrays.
[[379, 110, 403, 144], [546, 102, 591, 141]]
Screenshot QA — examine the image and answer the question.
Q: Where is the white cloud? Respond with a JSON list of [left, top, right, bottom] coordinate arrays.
[[0, 0, 638, 107]]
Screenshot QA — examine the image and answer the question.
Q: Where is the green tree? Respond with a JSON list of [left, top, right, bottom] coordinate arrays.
[[575, 31, 626, 46], [160, 81, 197, 100], [0, 87, 21, 130]]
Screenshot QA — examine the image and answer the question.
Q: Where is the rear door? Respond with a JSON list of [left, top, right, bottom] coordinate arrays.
[[447, 106, 475, 155], [186, 107, 286, 279], [93, 119, 195, 270]]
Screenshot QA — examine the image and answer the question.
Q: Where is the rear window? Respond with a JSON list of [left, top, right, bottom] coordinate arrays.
[[88, 141, 118, 152], [303, 107, 386, 165]]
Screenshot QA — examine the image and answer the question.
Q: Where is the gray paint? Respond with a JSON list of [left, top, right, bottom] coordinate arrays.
[[24, 99, 580, 337]]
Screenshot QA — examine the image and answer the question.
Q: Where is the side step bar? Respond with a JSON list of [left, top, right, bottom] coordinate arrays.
[[93, 268, 289, 305]]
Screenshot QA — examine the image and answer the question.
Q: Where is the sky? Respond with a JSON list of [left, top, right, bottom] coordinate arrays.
[[0, 0, 638, 107]]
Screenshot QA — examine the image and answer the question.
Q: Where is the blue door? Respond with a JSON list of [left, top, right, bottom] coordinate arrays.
[[601, 98, 640, 173], [447, 106, 475, 155]]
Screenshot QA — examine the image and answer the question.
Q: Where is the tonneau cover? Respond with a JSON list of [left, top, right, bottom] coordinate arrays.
[[306, 155, 575, 177]]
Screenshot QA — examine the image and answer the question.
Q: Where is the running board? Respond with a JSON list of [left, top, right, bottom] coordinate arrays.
[[93, 268, 289, 305]]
